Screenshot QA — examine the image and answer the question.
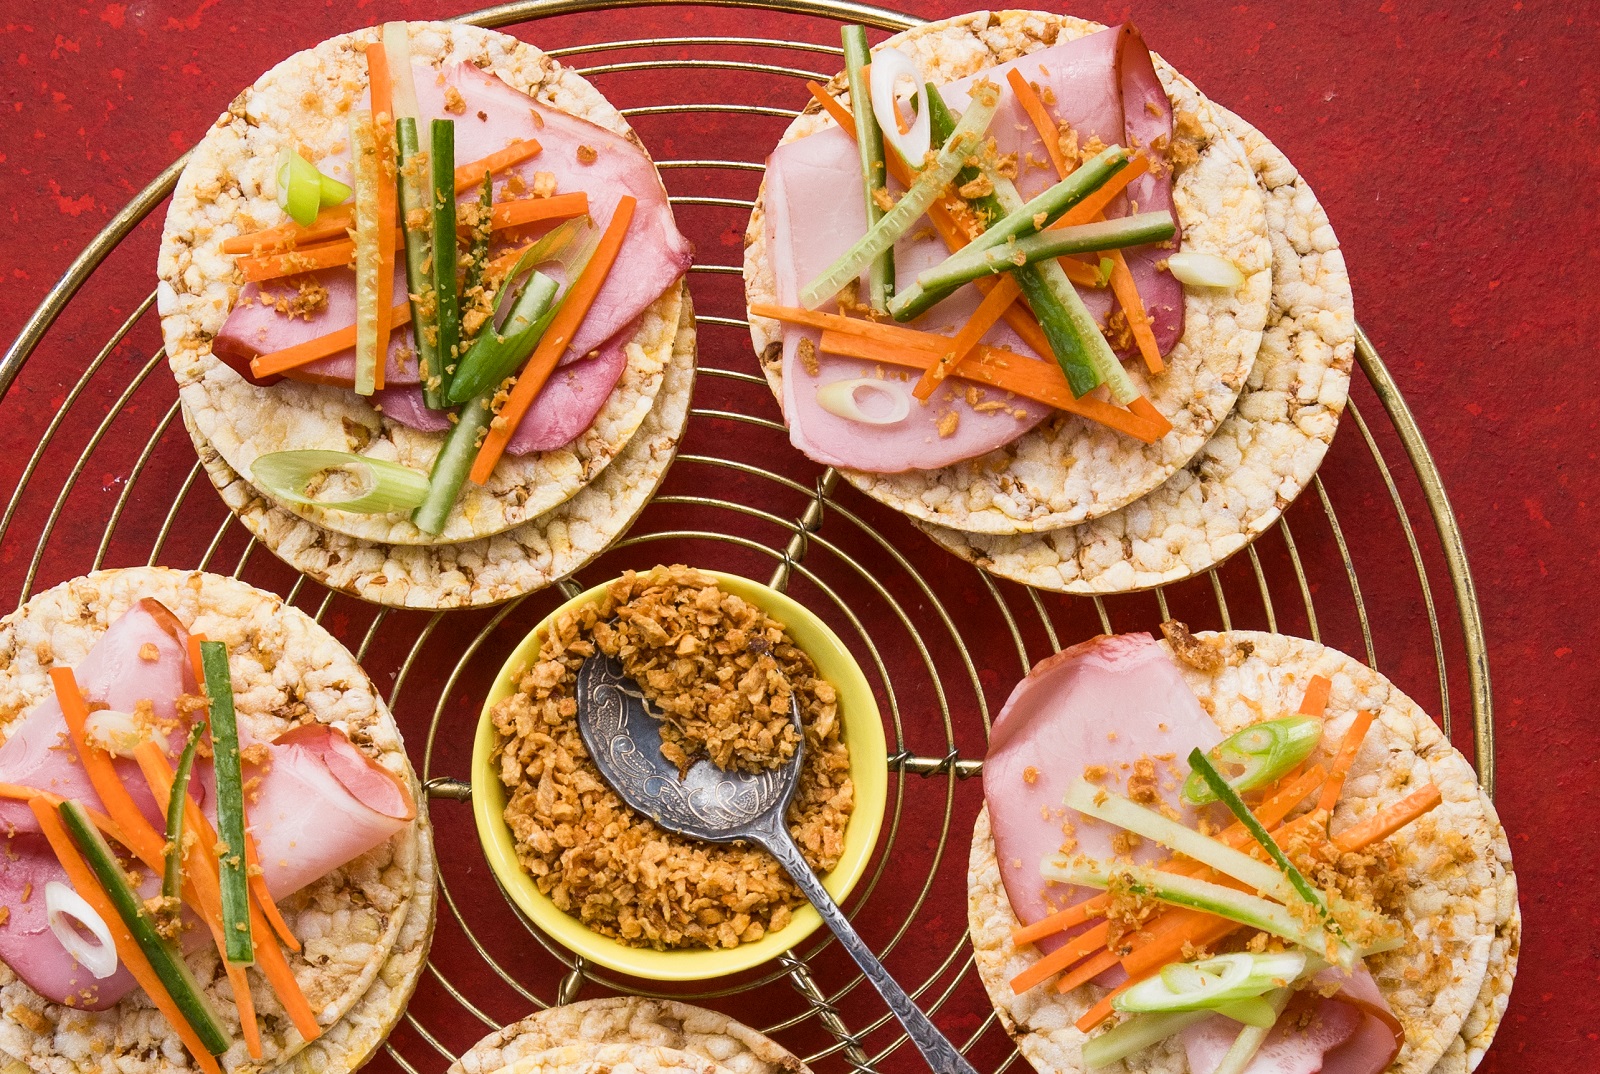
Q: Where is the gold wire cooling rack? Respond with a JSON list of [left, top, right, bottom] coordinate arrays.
[[0, 2, 1493, 1072]]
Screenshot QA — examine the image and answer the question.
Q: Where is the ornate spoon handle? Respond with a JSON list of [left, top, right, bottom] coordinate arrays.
[[755, 820, 979, 1074]]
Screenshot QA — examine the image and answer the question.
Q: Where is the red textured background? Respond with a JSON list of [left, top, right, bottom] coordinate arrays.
[[0, 2, 1593, 1073]]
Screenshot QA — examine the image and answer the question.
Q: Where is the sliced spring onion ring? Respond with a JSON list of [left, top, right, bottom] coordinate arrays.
[[1115, 952, 1306, 1015], [869, 48, 930, 165], [1215, 996, 1281, 1029], [84, 709, 147, 758], [1165, 250, 1245, 289], [815, 378, 911, 425], [45, 881, 118, 980], [252, 450, 428, 514], [318, 172, 352, 207], [274, 148, 326, 227], [1182, 716, 1324, 805]]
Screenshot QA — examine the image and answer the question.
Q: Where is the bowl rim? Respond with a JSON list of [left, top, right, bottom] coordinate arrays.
[[470, 567, 888, 981]]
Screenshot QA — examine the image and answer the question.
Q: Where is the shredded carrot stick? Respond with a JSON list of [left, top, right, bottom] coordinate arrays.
[[29, 797, 225, 1074], [1011, 896, 1105, 947], [365, 44, 397, 393], [222, 140, 544, 255], [1299, 674, 1334, 717], [1006, 70, 1069, 176], [1010, 920, 1113, 993], [249, 300, 410, 378], [132, 742, 263, 1059], [1317, 710, 1375, 814], [1106, 249, 1163, 374], [1127, 395, 1174, 439], [1076, 974, 1144, 1032], [0, 783, 124, 845], [1055, 948, 1122, 995], [468, 195, 636, 484], [912, 274, 1021, 400], [50, 667, 168, 864], [1334, 783, 1441, 851]]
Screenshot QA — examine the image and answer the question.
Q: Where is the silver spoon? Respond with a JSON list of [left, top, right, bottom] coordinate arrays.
[[576, 654, 977, 1074]]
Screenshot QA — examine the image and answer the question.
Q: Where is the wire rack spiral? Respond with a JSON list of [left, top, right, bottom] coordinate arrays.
[[0, 3, 1492, 1073]]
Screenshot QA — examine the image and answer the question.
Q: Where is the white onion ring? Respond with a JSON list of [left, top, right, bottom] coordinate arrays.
[[869, 48, 930, 165], [85, 709, 151, 758], [1164, 251, 1245, 289], [816, 378, 911, 426], [46, 882, 118, 980]]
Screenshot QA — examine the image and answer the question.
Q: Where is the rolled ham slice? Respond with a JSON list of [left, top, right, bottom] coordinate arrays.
[[213, 60, 691, 397], [762, 23, 1179, 473], [982, 633, 1221, 956], [0, 601, 416, 1010]]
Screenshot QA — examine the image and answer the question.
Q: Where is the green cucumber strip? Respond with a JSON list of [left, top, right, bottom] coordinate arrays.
[[1082, 1010, 1210, 1069], [1044, 857, 1346, 962], [1214, 988, 1294, 1074], [59, 800, 232, 1055], [798, 82, 1000, 310], [922, 86, 1102, 397], [913, 211, 1175, 293], [1063, 778, 1298, 905], [992, 174, 1139, 404], [199, 641, 254, 966], [841, 25, 893, 310], [394, 116, 444, 408], [430, 119, 463, 402], [160, 723, 206, 903], [1182, 716, 1324, 805], [1187, 750, 1330, 917]]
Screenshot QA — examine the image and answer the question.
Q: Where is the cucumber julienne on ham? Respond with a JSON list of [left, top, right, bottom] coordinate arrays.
[[0, 601, 414, 1011]]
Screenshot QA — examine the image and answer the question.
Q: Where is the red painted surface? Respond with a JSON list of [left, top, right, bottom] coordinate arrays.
[[0, 2, 1591, 1072]]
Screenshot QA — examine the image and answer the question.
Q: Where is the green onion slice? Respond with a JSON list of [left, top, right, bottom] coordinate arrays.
[[59, 800, 232, 1054], [199, 641, 253, 966], [1114, 951, 1306, 1015], [1166, 250, 1246, 289], [252, 450, 429, 514], [1213, 987, 1294, 1074], [1187, 749, 1331, 919], [1182, 717, 1324, 805], [275, 148, 328, 227], [161, 723, 206, 904]]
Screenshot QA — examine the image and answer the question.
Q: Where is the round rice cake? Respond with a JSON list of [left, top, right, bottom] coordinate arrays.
[[478, 1043, 724, 1074], [181, 295, 698, 610], [449, 998, 809, 1074], [159, 20, 688, 547], [744, 10, 1272, 535], [918, 103, 1354, 590], [965, 631, 1517, 1074], [0, 567, 434, 1073]]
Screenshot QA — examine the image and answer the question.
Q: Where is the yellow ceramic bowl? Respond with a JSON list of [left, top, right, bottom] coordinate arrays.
[[472, 569, 887, 981]]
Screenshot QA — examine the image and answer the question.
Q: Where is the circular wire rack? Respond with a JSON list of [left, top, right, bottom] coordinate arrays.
[[0, 2, 1493, 1073]]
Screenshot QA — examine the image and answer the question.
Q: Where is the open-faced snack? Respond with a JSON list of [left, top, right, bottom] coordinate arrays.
[[966, 627, 1517, 1074], [0, 567, 433, 1074], [448, 997, 811, 1074], [488, 566, 854, 952], [745, 11, 1272, 534], [182, 295, 697, 610], [919, 105, 1354, 591], [159, 20, 693, 549]]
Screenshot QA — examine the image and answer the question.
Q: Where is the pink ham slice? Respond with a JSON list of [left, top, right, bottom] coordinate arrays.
[[983, 633, 1221, 957], [1180, 965, 1404, 1074], [762, 23, 1179, 472], [212, 61, 691, 401], [0, 601, 416, 1011]]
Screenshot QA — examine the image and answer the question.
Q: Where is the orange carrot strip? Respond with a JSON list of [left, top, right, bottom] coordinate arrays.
[[1107, 248, 1163, 375], [1055, 948, 1122, 995], [1076, 975, 1143, 1032], [186, 637, 298, 953], [132, 742, 263, 1059], [221, 140, 544, 254], [912, 273, 1021, 400], [1299, 674, 1334, 717], [0, 783, 124, 845], [1127, 395, 1174, 438], [468, 195, 636, 484], [1010, 921, 1113, 994], [1334, 783, 1442, 851], [366, 44, 397, 392], [249, 300, 410, 378], [1317, 710, 1375, 814], [29, 797, 225, 1074], [1007, 70, 1069, 176], [1012, 896, 1104, 947], [489, 191, 588, 232], [50, 668, 167, 864]]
